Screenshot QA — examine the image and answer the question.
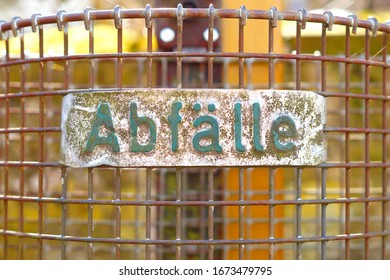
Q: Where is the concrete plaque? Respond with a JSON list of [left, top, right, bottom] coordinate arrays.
[[60, 89, 326, 167]]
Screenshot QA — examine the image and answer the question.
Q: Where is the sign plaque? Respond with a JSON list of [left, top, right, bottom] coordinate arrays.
[[60, 89, 326, 167]]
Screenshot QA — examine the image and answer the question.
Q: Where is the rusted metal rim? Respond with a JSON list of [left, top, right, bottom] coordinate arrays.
[[1, 7, 390, 36], [1, 51, 388, 69]]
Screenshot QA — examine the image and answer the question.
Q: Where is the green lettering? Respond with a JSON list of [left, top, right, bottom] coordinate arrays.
[[192, 103, 222, 153], [272, 115, 297, 151], [253, 102, 264, 152], [130, 103, 156, 152], [168, 101, 183, 151], [83, 103, 120, 154], [234, 102, 246, 152]]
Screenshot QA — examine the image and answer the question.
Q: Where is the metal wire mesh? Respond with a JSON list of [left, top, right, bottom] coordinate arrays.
[[0, 5, 389, 260]]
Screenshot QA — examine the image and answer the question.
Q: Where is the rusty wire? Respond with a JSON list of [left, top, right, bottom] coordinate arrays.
[[0, 5, 389, 260]]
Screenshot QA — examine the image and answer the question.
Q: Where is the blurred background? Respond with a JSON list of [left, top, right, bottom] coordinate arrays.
[[0, 0, 389, 260]]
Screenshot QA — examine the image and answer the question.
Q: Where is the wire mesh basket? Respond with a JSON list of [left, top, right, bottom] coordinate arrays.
[[0, 4, 389, 260]]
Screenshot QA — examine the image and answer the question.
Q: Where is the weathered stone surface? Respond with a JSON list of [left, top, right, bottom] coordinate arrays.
[[60, 89, 326, 167]]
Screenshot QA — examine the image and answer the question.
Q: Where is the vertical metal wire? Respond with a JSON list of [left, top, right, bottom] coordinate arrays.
[[238, 168, 245, 259], [364, 29, 371, 260], [60, 167, 68, 260], [208, 169, 214, 260], [222, 169, 229, 260], [85, 11, 94, 260], [182, 170, 188, 258], [238, 5, 247, 260], [245, 169, 252, 260], [199, 170, 206, 259], [18, 23, 25, 260], [176, 169, 182, 260], [115, 168, 121, 259], [3, 27, 10, 261], [268, 7, 277, 89], [157, 169, 166, 259], [176, 4, 183, 89], [87, 168, 94, 259], [321, 17, 328, 92], [238, 5, 246, 89], [296, 9, 306, 90], [296, 168, 302, 260], [320, 15, 330, 260], [321, 168, 327, 259], [115, 6, 123, 90], [145, 4, 153, 88], [145, 168, 152, 259], [38, 22, 45, 260], [208, 4, 215, 88], [115, 6, 123, 260], [294, 16, 303, 260], [344, 22, 352, 260], [381, 30, 388, 260], [135, 169, 141, 258], [173, 4, 184, 260], [268, 168, 276, 260], [87, 11, 95, 89], [337, 61, 345, 259], [61, 13, 69, 261], [266, 3, 279, 255]]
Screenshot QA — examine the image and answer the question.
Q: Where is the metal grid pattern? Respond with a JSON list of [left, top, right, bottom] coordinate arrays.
[[0, 5, 389, 260]]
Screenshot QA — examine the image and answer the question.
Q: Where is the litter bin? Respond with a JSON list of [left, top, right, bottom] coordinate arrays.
[[0, 5, 389, 260]]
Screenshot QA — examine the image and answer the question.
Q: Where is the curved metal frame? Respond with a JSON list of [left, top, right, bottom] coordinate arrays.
[[0, 6, 389, 260]]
